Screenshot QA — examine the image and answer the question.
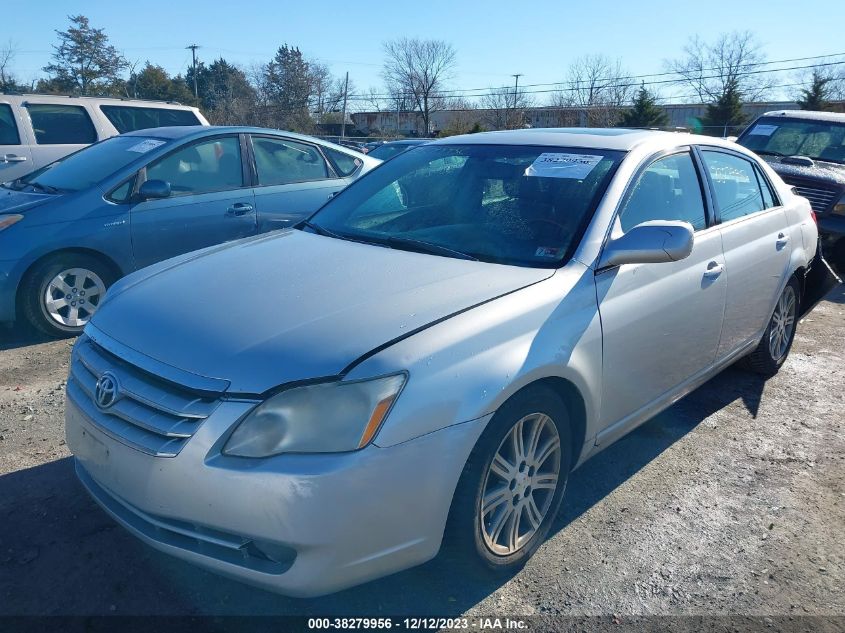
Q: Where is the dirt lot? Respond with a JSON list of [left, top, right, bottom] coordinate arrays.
[[0, 287, 843, 622]]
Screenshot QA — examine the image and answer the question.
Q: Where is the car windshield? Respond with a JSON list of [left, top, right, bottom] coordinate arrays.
[[368, 143, 417, 161], [3, 135, 170, 193], [306, 144, 623, 267], [738, 117, 845, 164]]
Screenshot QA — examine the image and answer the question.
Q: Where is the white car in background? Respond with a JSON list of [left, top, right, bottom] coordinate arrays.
[[0, 94, 208, 181]]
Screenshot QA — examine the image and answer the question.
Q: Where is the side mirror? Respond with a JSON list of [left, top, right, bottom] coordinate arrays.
[[137, 179, 171, 200], [600, 220, 694, 268]]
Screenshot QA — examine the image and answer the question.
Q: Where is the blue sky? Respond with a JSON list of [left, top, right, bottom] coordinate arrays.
[[4, 0, 844, 107]]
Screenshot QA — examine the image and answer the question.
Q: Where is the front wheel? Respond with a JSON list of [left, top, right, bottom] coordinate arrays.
[[20, 253, 116, 337], [745, 277, 800, 375], [445, 385, 572, 573]]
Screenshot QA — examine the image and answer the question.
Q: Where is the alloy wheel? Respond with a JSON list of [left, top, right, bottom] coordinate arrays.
[[43, 267, 106, 328], [768, 284, 797, 362], [479, 413, 562, 556]]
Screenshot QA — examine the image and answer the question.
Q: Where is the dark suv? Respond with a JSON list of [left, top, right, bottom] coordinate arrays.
[[737, 110, 845, 269]]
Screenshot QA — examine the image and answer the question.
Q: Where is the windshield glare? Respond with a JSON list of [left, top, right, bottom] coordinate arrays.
[[10, 135, 170, 193], [739, 117, 845, 164], [308, 144, 622, 267]]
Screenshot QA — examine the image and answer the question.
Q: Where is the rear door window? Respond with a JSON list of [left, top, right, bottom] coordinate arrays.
[[700, 150, 766, 222], [100, 105, 201, 133], [0, 105, 21, 145], [252, 136, 330, 185], [26, 104, 97, 144]]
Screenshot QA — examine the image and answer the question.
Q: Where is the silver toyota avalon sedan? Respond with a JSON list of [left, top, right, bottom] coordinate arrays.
[[66, 128, 819, 597]]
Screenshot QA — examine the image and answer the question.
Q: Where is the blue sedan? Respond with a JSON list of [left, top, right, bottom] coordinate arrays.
[[0, 126, 379, 336]]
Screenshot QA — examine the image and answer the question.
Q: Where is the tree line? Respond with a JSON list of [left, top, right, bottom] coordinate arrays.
[[1, 16, 843, 137]]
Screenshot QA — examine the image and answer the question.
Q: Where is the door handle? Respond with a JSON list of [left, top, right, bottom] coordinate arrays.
[[226, 203, 254, 217], [1, 154, 27, 163], [776, 233, 790, 248], [703, 261, 724, 278]]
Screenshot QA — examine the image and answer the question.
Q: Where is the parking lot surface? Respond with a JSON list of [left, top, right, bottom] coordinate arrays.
[[0, 287, 843, 618]]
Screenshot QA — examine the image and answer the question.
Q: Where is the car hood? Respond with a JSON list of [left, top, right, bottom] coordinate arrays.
[[0, 188, 58, 214], [762, 156, 845, 187], [91, 230, 554, 394]]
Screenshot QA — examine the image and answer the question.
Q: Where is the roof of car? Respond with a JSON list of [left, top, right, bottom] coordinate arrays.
[[124, 125, 346, 146], [387, 139, 429, 146], [430, 128, 718, 151], [759, 109, 845, 122]]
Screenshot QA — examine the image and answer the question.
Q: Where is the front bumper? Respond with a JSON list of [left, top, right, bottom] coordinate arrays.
[[67, 395, 488, 597]]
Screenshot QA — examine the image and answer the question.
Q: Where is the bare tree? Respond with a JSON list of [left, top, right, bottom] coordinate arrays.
[[1, 40, 19, 91], [481, 85, 534, 130], [667, 31, 772, 103], [551, 55, 632, 127], [382, 38, 456, 136]]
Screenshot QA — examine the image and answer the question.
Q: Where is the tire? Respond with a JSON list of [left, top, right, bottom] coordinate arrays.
[[20, 253, 116, 338], [444, 385, 572, 574], [745, 276, 800, 376]]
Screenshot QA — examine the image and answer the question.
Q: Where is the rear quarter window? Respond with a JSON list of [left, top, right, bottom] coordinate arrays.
[[324, 146, 362, 177], [100, 105, 201, 133]]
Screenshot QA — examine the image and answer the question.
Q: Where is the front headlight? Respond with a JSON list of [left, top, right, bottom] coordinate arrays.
[[222, 373, 407, 457]]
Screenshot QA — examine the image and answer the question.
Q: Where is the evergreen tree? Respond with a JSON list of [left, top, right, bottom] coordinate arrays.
[[186, 58, 257, 124], [797, 71, 832, 111], [42, 15, 127, 95], [702, 78, 747, 137], [620, 84, 669, 128], [129, 63, 193, 103], [264, 45, 313, 130]]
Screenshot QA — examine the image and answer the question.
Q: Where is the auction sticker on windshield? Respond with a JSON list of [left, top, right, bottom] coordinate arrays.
[[127, 139, 167, 153], [525, 153, 603, 179]]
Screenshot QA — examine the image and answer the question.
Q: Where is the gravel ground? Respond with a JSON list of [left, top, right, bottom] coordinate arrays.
[[0, 286, 843, 622]]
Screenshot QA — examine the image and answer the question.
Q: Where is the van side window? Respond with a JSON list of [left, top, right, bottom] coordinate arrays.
[[0, 105, 20, 145], [700, 150, 766, 222], [100, 106, 201, 133], [27, 104, 97, 145], [619, 152, 707, 232]]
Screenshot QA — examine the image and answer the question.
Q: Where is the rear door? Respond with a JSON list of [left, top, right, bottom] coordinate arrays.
[[697, 148, 791, 358], [23, 102, 100, 171], [0, 102, 33, 181], [248, 135, 347, 232], [130, 133, 256, 269], [595, 149, 727, 442]]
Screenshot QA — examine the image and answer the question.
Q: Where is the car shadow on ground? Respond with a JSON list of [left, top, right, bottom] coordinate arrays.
[[0, 365, 767, 617], [0, 323, 58, 352]]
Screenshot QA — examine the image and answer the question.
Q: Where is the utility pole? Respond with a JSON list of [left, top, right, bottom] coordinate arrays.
[[340, 71, 349, 139], [186, 44, 200, 103], [511, 73, 522, 125]]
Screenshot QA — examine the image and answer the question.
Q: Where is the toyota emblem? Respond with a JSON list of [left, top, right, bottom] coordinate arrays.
[[95, 372, 119, 409]]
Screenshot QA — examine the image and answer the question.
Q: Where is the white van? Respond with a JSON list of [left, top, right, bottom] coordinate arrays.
[[0, 94, 208, 181]]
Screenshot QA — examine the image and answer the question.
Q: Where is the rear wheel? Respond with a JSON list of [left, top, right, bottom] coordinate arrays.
[[745, 277, 800, 375], [445, 385, 572, 573], [20, 253, 116, 337]]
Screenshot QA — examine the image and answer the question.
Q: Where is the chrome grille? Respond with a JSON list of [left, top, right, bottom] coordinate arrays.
[[782, 178, 841, 213], [68, 336, 222, 457]]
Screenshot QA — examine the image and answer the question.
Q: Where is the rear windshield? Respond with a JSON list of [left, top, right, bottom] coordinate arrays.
[[368, 144, 413, 161], [100, 105, 200, 133], [308, 144, 623, 268], [738, 117, 845, 164], [7, 135, 169, 193]]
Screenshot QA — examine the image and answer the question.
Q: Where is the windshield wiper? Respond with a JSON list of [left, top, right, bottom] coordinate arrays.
[[24, 181, 60, 195], [754, 150, 785, 157], [301, 219, 342, 238], [386, 236, 478, 261]]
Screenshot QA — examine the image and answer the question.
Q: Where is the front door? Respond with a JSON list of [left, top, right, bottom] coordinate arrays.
[[249, 135, 346, 232], [595, 150, 727, 441], [130, 134, 256, 269]]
